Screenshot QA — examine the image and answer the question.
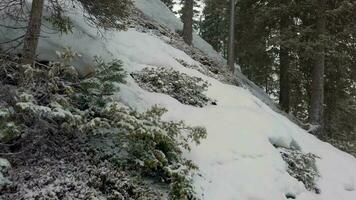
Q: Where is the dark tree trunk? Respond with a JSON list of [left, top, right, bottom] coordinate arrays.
[[309, 2, 326, 136], [22, 0, 45, 65], [279, 16, 290, 113], [182, 0, 193, 45], [227, 0, 236, 73]]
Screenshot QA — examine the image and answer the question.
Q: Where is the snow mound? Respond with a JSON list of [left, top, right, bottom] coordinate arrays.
[[1, 0, 356, 199]]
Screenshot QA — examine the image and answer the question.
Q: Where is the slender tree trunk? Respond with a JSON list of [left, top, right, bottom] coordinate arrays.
[[182, 0, 193, 45], [279, 17, 290, 112], [22, 0, 45, 65], [227, 0, 236, 73], [309, 2, 326, 136]]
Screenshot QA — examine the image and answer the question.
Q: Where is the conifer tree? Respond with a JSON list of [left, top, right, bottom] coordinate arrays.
[[309, 0, 326, 136], [200, 0, 229, 54], [22, 0, 45, 65], [227, 0, 236, 73], [279, 4, 293, 113], [182, 0, 194, 45]]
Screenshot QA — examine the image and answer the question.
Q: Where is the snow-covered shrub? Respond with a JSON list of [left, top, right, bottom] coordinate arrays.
[[176, 58, 220, 79], [89, 103, 207, 199], [0, 106, 23, 143], [132, 67, 215, 107], [279, 148, 320, 192]]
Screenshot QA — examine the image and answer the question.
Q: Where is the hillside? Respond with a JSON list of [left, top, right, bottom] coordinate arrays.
[[0, 0, 356, 199]]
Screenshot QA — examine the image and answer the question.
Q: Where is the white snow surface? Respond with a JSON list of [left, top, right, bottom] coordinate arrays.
[[1, 0, 356, 199], [134, 0, 229, 67]]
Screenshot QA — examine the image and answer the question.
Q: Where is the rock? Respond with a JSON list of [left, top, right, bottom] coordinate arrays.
[[0, 158, 11, 173], [0, 158, 12, 192]]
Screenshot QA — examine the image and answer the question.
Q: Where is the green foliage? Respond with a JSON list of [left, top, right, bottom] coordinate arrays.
[[72, 57, 126, 110], [45, 15, 73, 34], [77, 0, 133, 30], [80, 57, 126, 95], [199, 0, 229, 54], [280, 148, 320, 192], [132, 67, 214, 107]]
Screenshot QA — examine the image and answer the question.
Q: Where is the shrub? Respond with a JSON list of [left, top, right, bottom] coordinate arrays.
[[279, 148, 320, 193], [98, 103, 207, 199], [131, 67, 215, 107]]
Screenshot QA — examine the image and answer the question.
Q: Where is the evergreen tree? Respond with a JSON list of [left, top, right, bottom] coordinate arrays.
[[22, 0, 45, 65], [227, 0, 236, 73], [200, 0, 229, 55], [279, 10, 292, 112], [309, 0, 327, 136], [182, 0, 194, 45], [200, 0, 356, 141]]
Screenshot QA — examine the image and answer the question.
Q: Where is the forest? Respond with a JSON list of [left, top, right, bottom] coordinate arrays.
[[0, 0, 355, 200]]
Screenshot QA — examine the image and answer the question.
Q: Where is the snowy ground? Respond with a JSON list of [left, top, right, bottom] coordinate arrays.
[[1, 0, 356, 199]]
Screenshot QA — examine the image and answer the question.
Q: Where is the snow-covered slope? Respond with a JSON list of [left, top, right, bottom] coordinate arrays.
[[1, 0, 356, 199]]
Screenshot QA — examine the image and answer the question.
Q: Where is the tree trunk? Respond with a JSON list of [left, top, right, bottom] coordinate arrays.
[[309, 2, 326, 136], [182, 0, 193, 45], [22, 0, 45, 65], [279, 16, 290, 113], [227, 0, 236, 73]]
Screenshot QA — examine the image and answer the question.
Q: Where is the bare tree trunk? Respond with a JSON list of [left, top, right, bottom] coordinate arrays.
[[279, 16, 290, 112], [309, 2, 326, 136], [227, 0, 236, 73], [22, 0, 45, 65], [182, 0, 193, 45]]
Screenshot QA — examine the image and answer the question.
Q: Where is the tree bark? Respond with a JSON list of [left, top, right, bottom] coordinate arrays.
[[227, 0, 236, 73], [22, 0, 45, 65], [309, 1, 326, 136], [182, 0, 193, 45], [279, 16, 290, 113]]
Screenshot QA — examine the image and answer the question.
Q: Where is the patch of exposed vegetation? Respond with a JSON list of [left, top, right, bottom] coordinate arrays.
[[279, 148, 320, 193], [131, 67, 216, 107], [176, 58, 221, 79]]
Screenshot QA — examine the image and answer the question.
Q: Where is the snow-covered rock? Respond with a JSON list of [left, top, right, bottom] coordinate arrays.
[[0, 158, 11, 190], [1, 0, 356, 199], [0, 158, 10, 173]]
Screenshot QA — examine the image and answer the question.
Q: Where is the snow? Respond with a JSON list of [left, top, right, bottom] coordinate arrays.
[[134, 0, 229, 67], [1, 0, 356, 199]]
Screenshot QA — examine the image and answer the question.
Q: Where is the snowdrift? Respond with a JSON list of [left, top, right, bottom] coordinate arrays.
[[1, 0, 356, 199]]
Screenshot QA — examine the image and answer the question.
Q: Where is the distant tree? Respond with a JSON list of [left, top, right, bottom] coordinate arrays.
[[182, 0, 194, 45], [309, 0, 326, 136], [227, 0, 236, 73], [279, 5, 292, 113]]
